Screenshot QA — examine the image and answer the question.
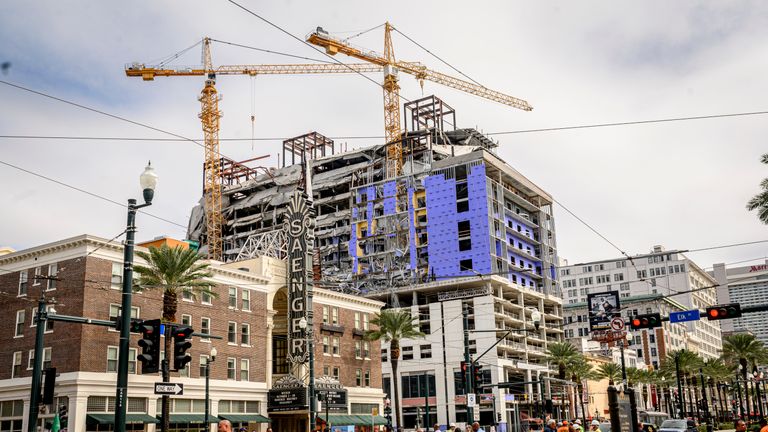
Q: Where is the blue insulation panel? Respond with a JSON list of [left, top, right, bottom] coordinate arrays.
[[425, 163, 491, 279], [408, 187, 417, 270], [383, 181, 397, 215]]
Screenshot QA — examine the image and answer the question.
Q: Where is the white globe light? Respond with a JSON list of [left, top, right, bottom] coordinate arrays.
[[139, 162, 158, 190]]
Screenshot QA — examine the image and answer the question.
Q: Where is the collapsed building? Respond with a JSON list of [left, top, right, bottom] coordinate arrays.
[[187, 95, 566, 426]]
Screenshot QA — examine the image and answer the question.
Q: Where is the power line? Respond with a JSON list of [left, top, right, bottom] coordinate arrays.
[[0, 159, 187, 229]]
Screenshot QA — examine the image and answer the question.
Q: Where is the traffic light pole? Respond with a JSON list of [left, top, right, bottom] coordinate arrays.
[[27, 294, 48, 432]]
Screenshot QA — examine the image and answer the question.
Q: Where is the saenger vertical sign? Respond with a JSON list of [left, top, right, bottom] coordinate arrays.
[[286, 191, 315, 366]]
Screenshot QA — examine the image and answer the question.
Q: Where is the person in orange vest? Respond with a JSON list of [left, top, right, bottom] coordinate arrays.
[[557, 421, 570, 432]]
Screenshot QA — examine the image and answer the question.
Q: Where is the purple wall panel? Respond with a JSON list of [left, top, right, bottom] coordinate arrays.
[[383, 181, 396, 215], [408, 187, 417, 270]]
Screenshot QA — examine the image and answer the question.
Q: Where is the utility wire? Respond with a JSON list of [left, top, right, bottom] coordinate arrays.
[[0, 159, 187, 229], [224, 0, 412, 105], [392, 26, 483, 87], [5, 109, 766, 144]]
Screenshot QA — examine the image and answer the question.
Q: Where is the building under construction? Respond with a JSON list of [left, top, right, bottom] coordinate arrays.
[[187, 95, 566, 428]]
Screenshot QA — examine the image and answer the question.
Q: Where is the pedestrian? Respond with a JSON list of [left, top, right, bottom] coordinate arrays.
[[556, 421, 569, 432], [465, 425, 473, 432], [218, 420, 232, 432], [589, 420, 600, 432], [735, 420, 747, 432], [266, 428, 273, 432], [544, 419, 557, 432], [573, 420, 583, 432], [434, 424, 441, 432], [760, 418, 768, 432], [472, 423, 485, 432], [449, 423, 457, 432]]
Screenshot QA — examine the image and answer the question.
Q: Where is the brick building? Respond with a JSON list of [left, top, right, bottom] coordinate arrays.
[[0, 235, 383, 432]]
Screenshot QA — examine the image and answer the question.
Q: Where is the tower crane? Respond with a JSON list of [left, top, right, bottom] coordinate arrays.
[[126, 38, 383, 260], [307, 22, 533, 178]]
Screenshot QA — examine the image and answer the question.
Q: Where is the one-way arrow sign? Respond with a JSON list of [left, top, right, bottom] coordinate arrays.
[[154, 382, 184, 395]]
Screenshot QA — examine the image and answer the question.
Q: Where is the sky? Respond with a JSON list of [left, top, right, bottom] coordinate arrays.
[[0, 1, 767, 272]]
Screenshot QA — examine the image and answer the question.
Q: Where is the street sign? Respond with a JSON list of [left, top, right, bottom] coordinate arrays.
[[669, 309, 700, 323], [467, 393, 477, 407], [473, 409, 480, 422], [154, 383, 183, 395], [610, 317, 625, 331]]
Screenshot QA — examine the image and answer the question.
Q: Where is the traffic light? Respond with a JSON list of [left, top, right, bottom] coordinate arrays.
[[473, 363, 484, 389], [137, 319, 161, 374], [706, 303, 742, 320], [460, 361, 469, 383], [59, 404, 68, 429], [171, 324, 194, 371], [630, 313, 662, 330], [42, 367, 56, 405]]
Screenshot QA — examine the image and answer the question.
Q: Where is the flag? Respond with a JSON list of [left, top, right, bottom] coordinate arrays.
[[51, 414, 60, 432]]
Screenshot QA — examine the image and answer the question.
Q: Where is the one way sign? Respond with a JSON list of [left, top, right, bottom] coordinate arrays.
[[154, 382, 184, 395]]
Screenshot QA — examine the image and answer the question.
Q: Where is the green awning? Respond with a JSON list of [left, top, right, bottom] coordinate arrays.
[[355, 415, 388, 425], [160, 414, 220, 423], [317, 415, 388, 426], [87, 414, 159, 425], [218, 414, 270, 423]]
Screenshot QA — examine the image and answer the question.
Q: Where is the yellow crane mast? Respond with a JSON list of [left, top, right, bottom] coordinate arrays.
[[126, 38, 382, 260], [307, 22, 533, 178]]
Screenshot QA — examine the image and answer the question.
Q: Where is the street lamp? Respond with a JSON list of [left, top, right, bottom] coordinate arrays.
[[115, 162, 157, 432], [299, 316, 315, 432], [205, 347, 217, 430]]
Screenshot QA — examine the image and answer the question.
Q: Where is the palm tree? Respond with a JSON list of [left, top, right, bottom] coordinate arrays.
[[703, 359, 734, 422], [546, 342, 581, 380], [662, 350, 703, 418], [567, 356, 594, 422], [365, 309, 425, 430], [723, 334, 766, 420], [133, 245, 217, 432], [746, 153, 768, 224], [596, 363, 622, 386]]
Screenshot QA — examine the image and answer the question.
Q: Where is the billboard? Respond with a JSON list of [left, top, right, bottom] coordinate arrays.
[[587, 290, 621, 332]]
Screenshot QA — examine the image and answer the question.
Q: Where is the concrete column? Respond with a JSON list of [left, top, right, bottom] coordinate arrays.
[[21, 399, 30, 432], [266, 311, 276, 387], [69, 394, 89, 432]]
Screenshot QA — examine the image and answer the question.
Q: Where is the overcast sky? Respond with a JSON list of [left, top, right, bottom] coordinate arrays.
[[1, 1, 766, 271]]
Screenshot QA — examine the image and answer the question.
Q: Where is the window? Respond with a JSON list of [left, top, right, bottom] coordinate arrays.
[[363, 313, 369, 330], [47, 264, 58, 290], [200, 355, 209, 377], [651, 348, 657, 356], [182, 290, 193, 301], [323, 336, 330, 355], [616, 260, 626, 268], [332, 367, 340, 380], [332, 337, 340, 355], [33, 267, 41, 285], [111, 263, 122, 289], [595, 264, 605, 271], [32, 306, 56, 333], [355, 341, 362, 359], [273, 337, 288, 374], [613, 273, 624, 282], [561, 269, 571, 276], [202, 290, 212, 305], [241, 324, 250, 345], [459, 238, 472, 251], [620, 282, 630, 291], [363, 341, 370, 359], [29, 348, 52, 370], [456, 200, 469, 213], [241, 290, 250, 311], [201, 318, 211, 341], [381, 349, 388, 362], [402, 346, 414, 361], [18, 271, 28, 296], [331, 307, 339, 325], [240, 359, 249, 381], [420, 344, 431, 359], [356, 369, 362, 386], [458, 220, 471, 237], [181, 314, 191, 326], [582, 265, 592, 273], [15, 310, 25, 337], [228, 322, 237, 344], [11, 351, 24, 378], [323, 306, 329, 324], [460, 259, 473, 271], [354, 312, 361, 329], [227, 358, 236, 379], [649, 334, 655, 343], [229, 287, 237, 308]]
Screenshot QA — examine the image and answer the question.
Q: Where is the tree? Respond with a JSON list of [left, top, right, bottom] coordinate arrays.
[[567, 356, 594, 421], [661, 350, 704, 418], [546, 342, 581, 380], [133, 244, 217, 432], [703, 358, 734, 422], [722, 334, 765, 419], [365, 309, 425, 430], [746, 153, 768, 224], [596, 363, 622, 386]]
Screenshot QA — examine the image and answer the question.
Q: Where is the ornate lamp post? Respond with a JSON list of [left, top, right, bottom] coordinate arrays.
[[115, 162, 158, 432]]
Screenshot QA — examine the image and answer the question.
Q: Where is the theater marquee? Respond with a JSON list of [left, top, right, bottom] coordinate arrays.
[[286, 191, 315, 366]]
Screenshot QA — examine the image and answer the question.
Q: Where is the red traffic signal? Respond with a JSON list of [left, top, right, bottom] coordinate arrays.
[[171, 324, 194, 371], [629, 313, 662, 330], [706, 303, 741, 320]]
